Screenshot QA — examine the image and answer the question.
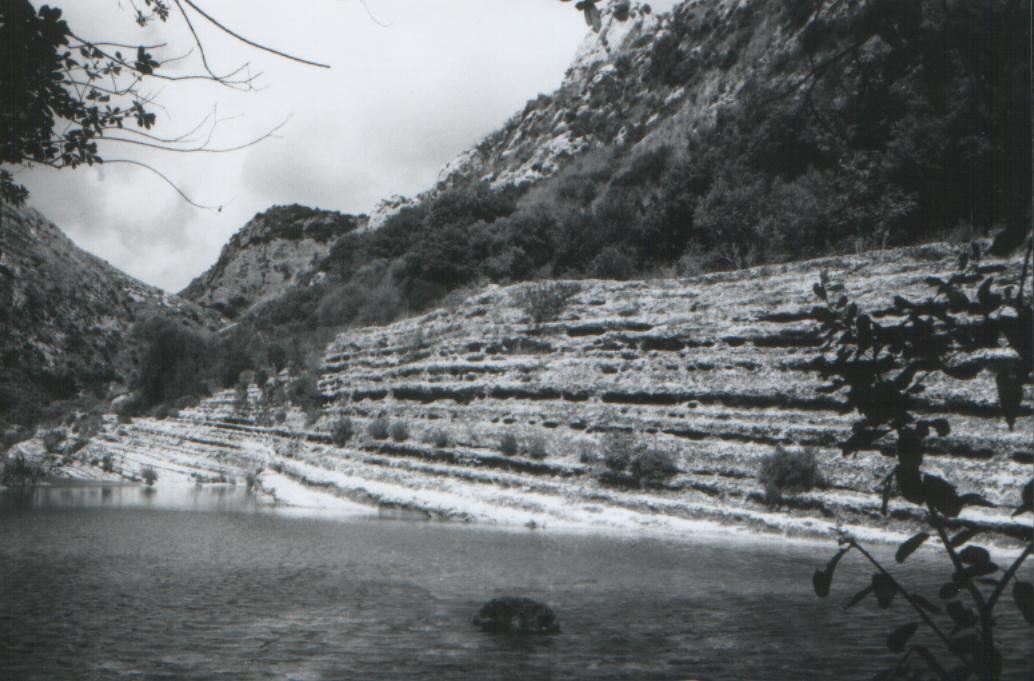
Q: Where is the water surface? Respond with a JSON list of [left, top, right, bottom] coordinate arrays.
[[1, 485, 1030, 680]]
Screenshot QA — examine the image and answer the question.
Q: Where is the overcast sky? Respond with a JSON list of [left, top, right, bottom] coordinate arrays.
[[16, 0, 674, 292]]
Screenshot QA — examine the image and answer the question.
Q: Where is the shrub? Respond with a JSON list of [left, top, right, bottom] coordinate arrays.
[[632, 448, 679, 484], [40, 429, 64, 453], [331, 417, 354, 446], [101, 453, 115, 473], [141, 464, 158, 487], [245, 468, 262, 492], [367, 417, 390, 440], [602, 433, 637, 472], [287, 372, 322, 410], [525, 435, 548, 460], [1, 455, 45, 487], [589, 246, 637, 280], [499, 433, 519, 456], [757, 445, 824, 503], [244, 469, 262, 489], [131, 316, 211, 410], [388, 420, 409, 442], [431, 429, 450, 449], [515, 282, 580, 325]]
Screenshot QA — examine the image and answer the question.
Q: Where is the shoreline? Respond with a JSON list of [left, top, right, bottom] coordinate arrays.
[[6, 473, 1028, 561]]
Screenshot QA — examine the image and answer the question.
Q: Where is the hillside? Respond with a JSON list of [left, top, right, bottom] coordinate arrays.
[[71, 244, 1032, 543], [0, 205, 221, 430], [180, 204, 366, 318], [206, 0, 1028, 353]]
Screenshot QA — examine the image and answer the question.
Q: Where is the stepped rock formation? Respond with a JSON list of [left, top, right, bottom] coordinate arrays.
[[181, 205, 366, 317], [80, 244, 1032, 544], [0, 205, 220, 426]]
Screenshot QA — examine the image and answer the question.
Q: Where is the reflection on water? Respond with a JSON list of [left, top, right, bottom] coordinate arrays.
[[1, 485, 1031, 681], [2, 482, 261, 514]]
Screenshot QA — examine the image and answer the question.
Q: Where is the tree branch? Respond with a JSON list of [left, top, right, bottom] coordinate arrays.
[[178, 0, 331, 68]]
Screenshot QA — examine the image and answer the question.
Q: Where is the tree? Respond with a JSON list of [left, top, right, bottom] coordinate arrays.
[[810, 239, 1033, 680], [0, 0, 327, 206]]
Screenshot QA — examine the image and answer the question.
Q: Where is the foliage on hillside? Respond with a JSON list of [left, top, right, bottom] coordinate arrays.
[[207, 0, 1028, 349]]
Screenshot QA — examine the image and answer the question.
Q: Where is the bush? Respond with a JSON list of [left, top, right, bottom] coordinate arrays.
[[602, 433, 637, 472], [141, 464, 158, 487], [598, 435, 678, 486], [499, 433, 519, 456], [515, 282, 580, 324], [132, 316, 212, 410], [245, 468, 262, 492], [431, 429, 450, 449], [367, 417, 390, 440], [632, 448, 679, 484], [287, 372, 322, 410], [525, 435, 548, 460], [331, 417, 354, 446], [757, 445, 824, 503], [101, 453, 115, 473], [1, 455, 45, 487], [388, 420, 409, 443]]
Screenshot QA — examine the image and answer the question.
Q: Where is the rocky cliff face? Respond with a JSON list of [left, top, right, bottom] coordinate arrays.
[[366, 0, 795, 228], [0, 205, 220, 426], [76, 244, 1032, 543], [181, 204, 366, 316], [431, 0, 792, 192]]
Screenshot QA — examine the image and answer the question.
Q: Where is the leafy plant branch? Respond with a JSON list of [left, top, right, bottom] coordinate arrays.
[[810, 239, 1033, 680]]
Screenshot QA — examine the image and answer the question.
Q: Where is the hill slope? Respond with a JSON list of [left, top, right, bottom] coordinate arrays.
[[180, 204, 366, 318], [0, 205, 221, 428], [75, 244, 1032, 543]]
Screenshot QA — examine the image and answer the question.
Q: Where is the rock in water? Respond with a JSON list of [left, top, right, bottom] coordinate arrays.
[[472, 597, 560, 635]]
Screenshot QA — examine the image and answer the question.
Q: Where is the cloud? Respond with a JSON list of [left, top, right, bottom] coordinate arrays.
[[18, 0, 678, 292]]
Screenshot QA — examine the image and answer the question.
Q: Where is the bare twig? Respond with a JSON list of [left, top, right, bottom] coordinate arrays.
[[179, 0, 331, 68]]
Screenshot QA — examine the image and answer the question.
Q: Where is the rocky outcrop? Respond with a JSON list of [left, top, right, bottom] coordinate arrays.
[[0, 205, 220, 427], [472, 597, 560, 635], [75, 244, 1032, 545], [181, 204, 366, 316]]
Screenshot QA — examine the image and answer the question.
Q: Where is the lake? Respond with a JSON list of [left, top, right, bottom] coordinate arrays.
[[1, 484, 1030, 680]]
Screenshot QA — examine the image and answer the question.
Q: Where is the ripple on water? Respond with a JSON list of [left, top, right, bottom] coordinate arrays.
[[1, 485, 1032, 681]]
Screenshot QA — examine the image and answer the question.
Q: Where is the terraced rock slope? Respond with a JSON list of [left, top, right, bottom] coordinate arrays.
[[82, 244, 1032, 544]]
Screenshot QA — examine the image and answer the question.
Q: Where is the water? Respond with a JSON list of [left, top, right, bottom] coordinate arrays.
[[1, 485, 1031, 681]]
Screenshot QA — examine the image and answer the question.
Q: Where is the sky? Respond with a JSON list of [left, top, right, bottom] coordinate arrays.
[[15, 0, 675, 292]]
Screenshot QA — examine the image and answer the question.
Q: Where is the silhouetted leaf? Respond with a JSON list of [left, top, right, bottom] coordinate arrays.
[[1014, 581, 1033, 625], [949, 528, 978, 547], [944, 286, 969, 311], [996, 369, 1023, 431], [927, 418, 950, 437], [943, 363, 982, 380], [844, 585, 874, 609], [872, 573, 897, 609], [813, 547, 849, 597], [886, 622, 919, 653], [897, 464, 925, 505], [1000, 308, 1033, 372], [856, 315, 872, 355], [959, 545, 990, 567], [954, 562, 999, 586], [1013, 479, 1033, 517], [924, 474, 961, 517], [895, 532, 930, 563], [959, 493, 993, 508], [977, 277, 994, 308], [939, 582, 959, 600]]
